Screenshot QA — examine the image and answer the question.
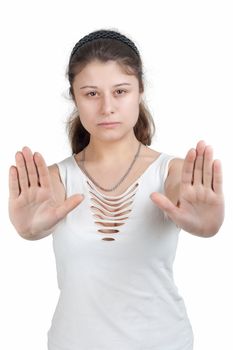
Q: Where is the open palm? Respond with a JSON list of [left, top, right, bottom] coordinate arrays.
[[150, 141, 225, 236], [9, 147, 84, 239]]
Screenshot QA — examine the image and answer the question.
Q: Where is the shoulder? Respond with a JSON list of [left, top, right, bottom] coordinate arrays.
[[167, 157, 184, 175], [164, 157, 184, 205], [48, 163, 66, 203]]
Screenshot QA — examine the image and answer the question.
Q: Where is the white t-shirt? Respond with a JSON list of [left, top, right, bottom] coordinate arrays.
[[47, 152, 194, 350]]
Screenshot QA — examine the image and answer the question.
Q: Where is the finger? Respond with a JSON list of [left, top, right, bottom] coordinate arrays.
[[22, 146, 39, 187], [15, 151, 30, 192], [193, 140, 206, 185], [9, 166, 20, 199], [203, 145, 214, 188], [181, 148, 196, 185], [33, 152, 51, 188], [55, 194, 85, 221], [212, 159, 223, 194], [150, 192, 178, 217]]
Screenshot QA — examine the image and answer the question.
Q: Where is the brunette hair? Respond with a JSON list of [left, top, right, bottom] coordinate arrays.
[[65, 28, 156, 154]]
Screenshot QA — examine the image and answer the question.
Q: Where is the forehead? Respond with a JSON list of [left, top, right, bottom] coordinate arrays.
[[73, 60, 137, 86]]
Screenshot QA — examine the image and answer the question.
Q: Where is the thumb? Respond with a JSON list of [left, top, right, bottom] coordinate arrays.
[[56, 194, 85, 221], [150, 192, 178, 217]]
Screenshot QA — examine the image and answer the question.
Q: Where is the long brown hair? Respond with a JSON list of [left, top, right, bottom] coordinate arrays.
[[65, 29, 156, 154]]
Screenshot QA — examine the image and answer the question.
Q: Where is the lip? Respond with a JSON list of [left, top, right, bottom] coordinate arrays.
[[98, 122, 120, 125], [97, 122, 120, 129]]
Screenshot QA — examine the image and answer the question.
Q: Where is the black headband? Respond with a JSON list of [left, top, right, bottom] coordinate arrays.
[[70, 29, 140, 59]]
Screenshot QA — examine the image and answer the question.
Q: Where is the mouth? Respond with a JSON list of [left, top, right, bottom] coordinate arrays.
[[97, 122, 121, 128], [98, 122, 120, 125]]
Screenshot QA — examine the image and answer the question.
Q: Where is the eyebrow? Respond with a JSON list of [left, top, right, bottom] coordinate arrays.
[[79, 83, 132, 89]]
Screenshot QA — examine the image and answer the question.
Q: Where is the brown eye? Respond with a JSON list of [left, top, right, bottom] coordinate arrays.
[[87, 91, 97, 97], [116, 89, 126, 95]]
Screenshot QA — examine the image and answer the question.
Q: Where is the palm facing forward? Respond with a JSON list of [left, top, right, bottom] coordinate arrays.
[[8, 147, 84, 239], [150, 141, 225, 237]]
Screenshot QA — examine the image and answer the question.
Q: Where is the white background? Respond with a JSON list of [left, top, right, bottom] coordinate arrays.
[[0, 0, 232, 349]]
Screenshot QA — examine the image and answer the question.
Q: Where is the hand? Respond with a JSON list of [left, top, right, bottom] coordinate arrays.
[[8, 147, 84, 239], [150, 141, 225, 237]]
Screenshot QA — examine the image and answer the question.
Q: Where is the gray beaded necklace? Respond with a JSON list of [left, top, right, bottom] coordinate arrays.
[[78, 142, 142, 192]]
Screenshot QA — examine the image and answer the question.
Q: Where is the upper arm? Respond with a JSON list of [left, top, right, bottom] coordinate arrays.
[[164, 158, 184, 205], [48, 164, 66, 204]]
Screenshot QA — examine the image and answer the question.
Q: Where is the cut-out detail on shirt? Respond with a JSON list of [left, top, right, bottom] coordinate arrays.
[[86, 180, 139, 241]]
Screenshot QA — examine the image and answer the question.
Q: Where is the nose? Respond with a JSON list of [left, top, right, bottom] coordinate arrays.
[[100, 93, 115, 116]]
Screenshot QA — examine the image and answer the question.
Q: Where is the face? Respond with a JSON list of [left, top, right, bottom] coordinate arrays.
[[72, 60, 142, 143]]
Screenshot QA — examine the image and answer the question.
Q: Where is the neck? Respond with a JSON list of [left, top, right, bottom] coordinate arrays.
[[84, 137, 142, 165]]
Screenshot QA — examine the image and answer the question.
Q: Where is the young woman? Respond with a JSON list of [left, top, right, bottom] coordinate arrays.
[[8, 29, 225, 350]]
